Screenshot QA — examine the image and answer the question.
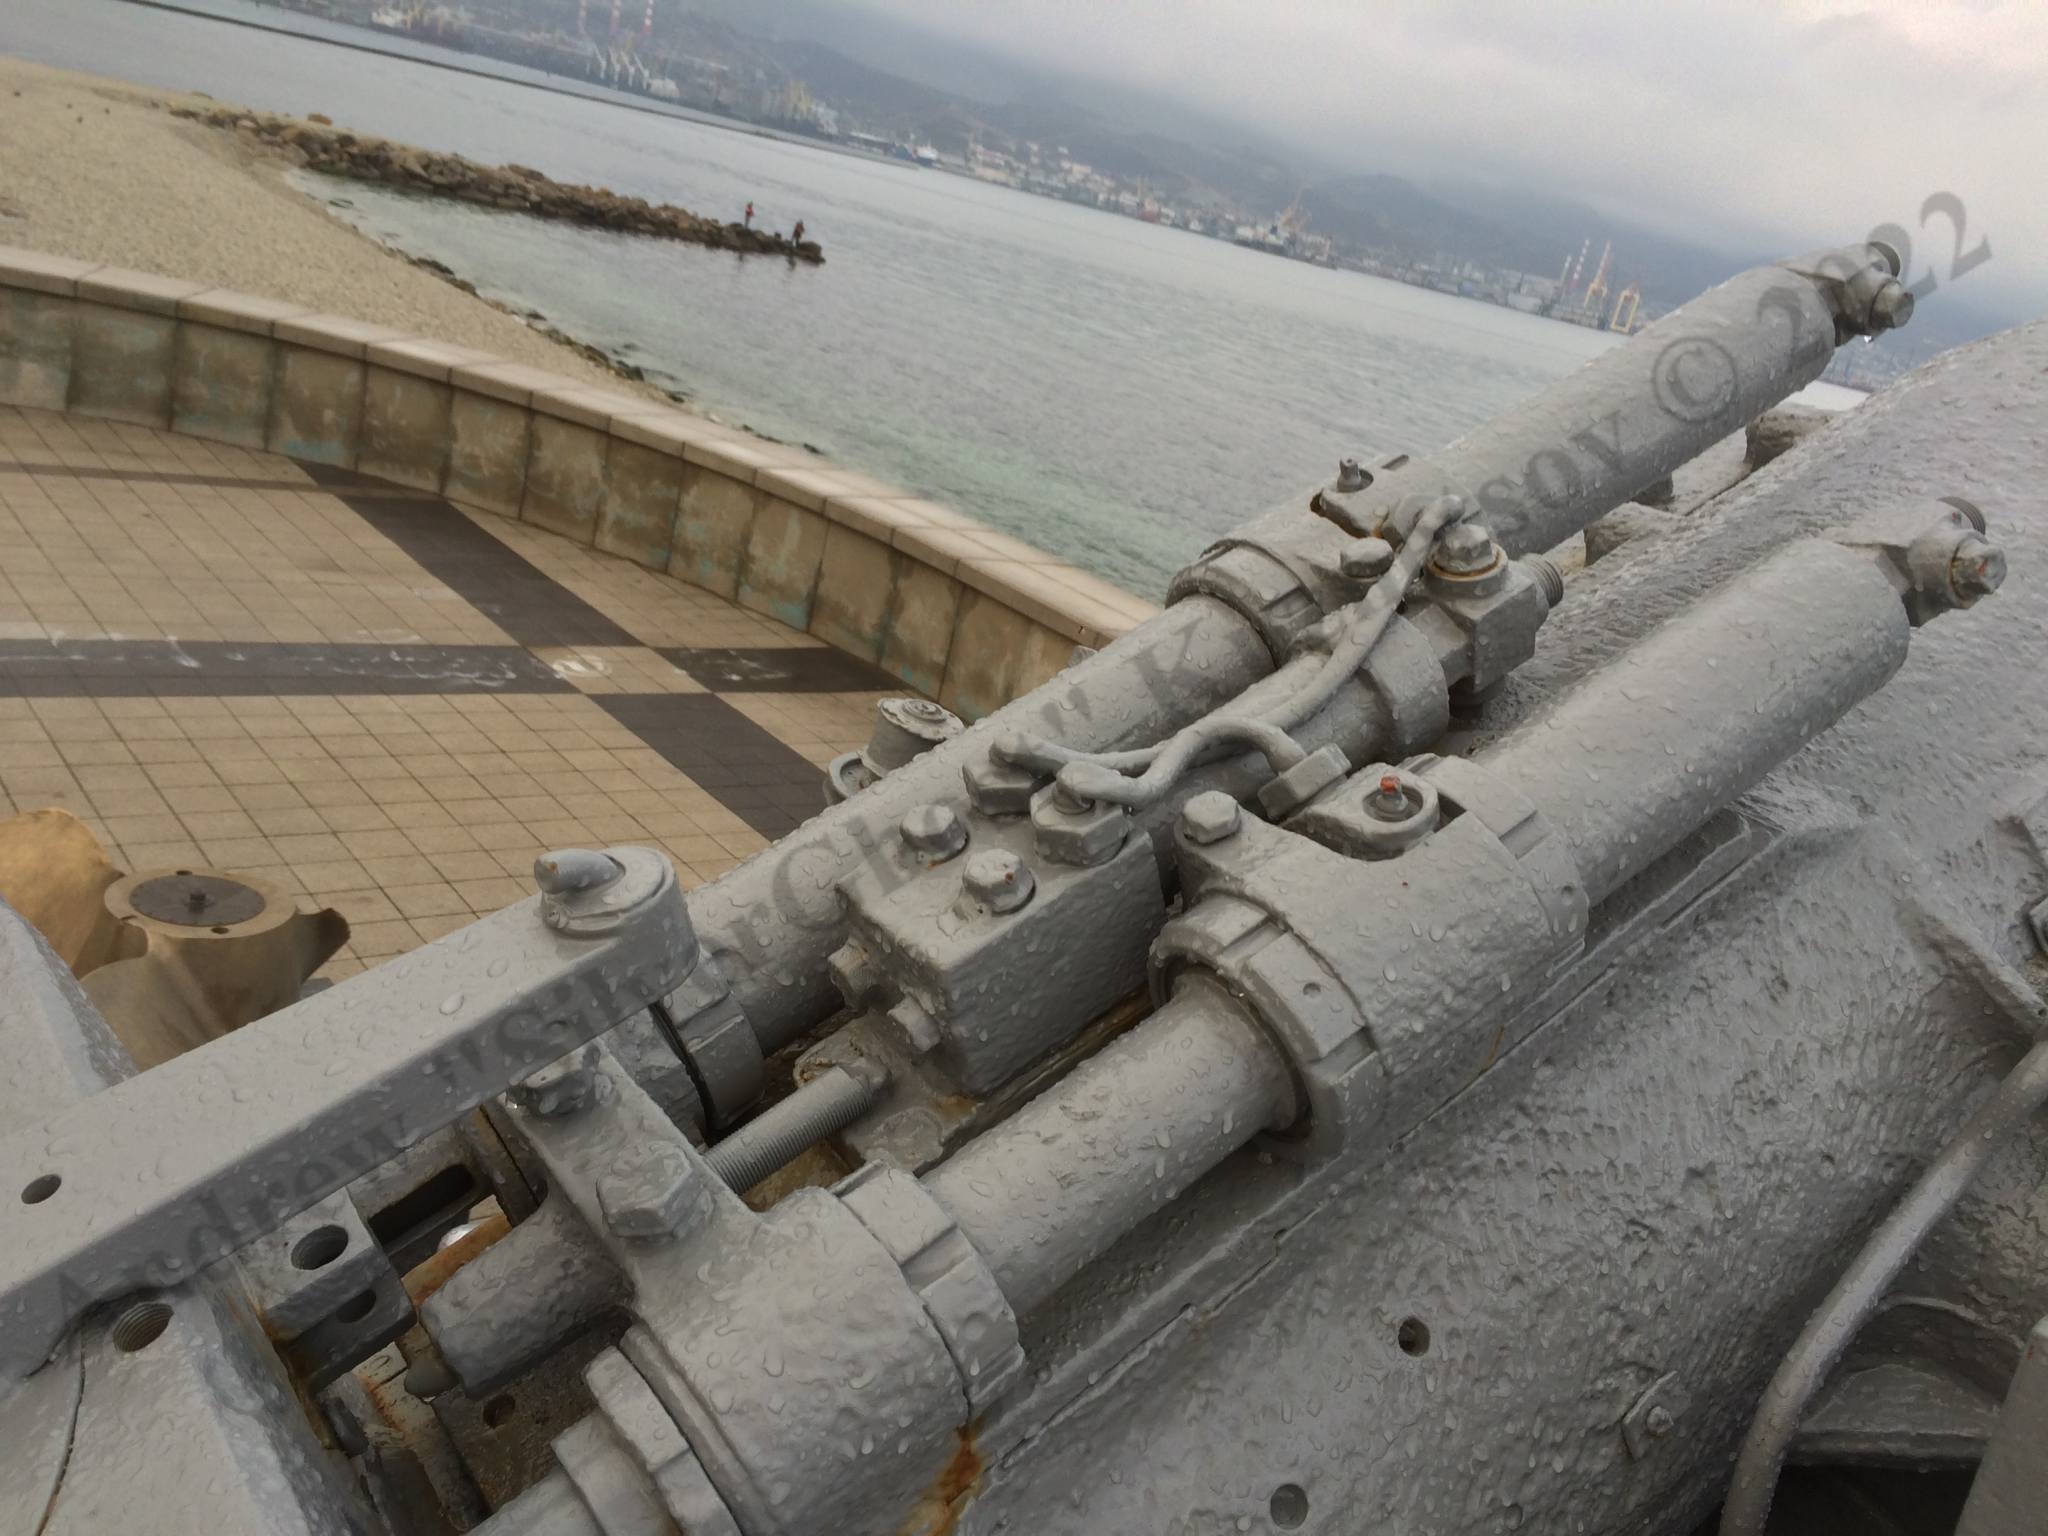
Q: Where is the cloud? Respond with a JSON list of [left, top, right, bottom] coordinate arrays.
[[829, 0, 2048, 315]]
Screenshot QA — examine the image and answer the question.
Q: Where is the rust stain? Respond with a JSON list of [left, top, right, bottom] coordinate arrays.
[[896, 1424, 983, 1536], [403, 1210, 512, 1304]]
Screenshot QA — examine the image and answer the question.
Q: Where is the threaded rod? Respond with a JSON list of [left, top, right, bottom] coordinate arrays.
[[705, 1066, 878, 1193]]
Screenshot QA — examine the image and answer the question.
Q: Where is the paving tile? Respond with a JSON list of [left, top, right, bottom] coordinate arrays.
[[0, 406, 980, 968], [388, 881, 468, 919]]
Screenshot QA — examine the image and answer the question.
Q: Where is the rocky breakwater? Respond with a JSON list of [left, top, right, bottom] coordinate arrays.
[[169, 102, 824, 263]]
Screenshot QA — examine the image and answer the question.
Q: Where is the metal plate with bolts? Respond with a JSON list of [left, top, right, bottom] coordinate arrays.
[[126, 872, 269, 928]]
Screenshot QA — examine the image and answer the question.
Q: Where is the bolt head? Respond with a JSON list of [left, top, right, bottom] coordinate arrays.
[[962, 849, 1035, 913], [1645, 1405, 1676, 1439], [900, 803, 967, 861], [1949, 536, 2006, 603], [1335, 457, 1369, 493], [1340, 536, 1395, 579], [597, 1142, 703, 1239], [1180, 790, 1243, 845], [1433, 521, 1499, 575], [1870, 279, 1914, 331], [510, 1052, 598, 1118]]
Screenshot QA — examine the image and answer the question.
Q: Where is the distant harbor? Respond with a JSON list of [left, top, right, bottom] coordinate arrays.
[[22, 0, 1870, 599]]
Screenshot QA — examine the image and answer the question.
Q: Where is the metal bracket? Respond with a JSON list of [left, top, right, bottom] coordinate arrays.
[[0, 846, 690, 1380]]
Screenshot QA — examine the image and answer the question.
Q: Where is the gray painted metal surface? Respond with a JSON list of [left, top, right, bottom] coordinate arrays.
[[4, 244, 2046, 1536], [0, 845, 691, 1378]]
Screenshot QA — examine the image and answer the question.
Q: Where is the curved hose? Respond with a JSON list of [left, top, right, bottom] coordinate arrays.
[[1060, 714, 1308, 808], [1720, 1034, 2048, 1536], [1024, 495, 1469, 813]]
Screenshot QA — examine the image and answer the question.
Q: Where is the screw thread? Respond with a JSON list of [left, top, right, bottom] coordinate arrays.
[[705, 1066, 880, 1193], [1521, 555, 1567, 606]]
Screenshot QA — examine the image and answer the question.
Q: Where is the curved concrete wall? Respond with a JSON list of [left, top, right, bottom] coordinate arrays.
[[0, 245, 1157, 719]]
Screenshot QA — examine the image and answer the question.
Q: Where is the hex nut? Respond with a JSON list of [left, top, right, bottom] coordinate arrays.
[[963, 753, 1043, 817], [1949, 535, 2007, 603], [961, 849, 1035, 914], [1870, 279, 1913, 330], [1180, 790, 1243, 845], [1432, 521, 1499, 575], [509, 1052, 598, 1118], [1029, 784, 1129, 867], [900, 803, 968, 861], [596, 1142, 704, 1240]]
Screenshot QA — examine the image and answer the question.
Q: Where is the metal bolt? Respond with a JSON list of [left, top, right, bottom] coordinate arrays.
[[1335, 457, 1369, 493], [1645, 1405, 1676, 1440], [703, 1064, 882, 1193], [1050, 780, 1093, 815], [510, 1053, 598, 1119], [533, 849, 622, 896], [962, 849, 1034, 914], [1870, 279, 1914, 331], [596, 1142, 703, 1240], [1521, 554, 1567, 606], [1949, 535, 2007, 603], [1340, 536, 1395, 579], [900, 699, 950, 723], [1366, 774, 1413, 822], [900, 803, 967, 861], [1180, 790, 1243, 844], [1433, 521, 1499, 575]]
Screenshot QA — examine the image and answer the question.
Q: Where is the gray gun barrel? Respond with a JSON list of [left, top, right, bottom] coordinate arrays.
[[1477, 535, 1915, 904], [684, 242, 1903, 1066], [925, 973, 1295, 1316], [1446, 246, 1902, 556]]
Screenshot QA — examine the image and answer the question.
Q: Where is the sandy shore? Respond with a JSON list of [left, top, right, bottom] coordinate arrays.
[[0, 55, 660, 398]]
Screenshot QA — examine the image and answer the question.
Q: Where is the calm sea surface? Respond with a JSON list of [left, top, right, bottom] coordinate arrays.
[[8, 0, 1861, 596]]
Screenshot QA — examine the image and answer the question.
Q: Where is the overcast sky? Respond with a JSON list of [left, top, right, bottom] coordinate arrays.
[[832, 0, 2047, 318]]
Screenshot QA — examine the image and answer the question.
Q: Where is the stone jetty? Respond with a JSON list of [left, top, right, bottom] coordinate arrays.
[[169, 102, 824, 263]]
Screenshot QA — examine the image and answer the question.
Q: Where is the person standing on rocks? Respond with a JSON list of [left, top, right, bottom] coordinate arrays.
[[792, 219, 805, 244], [744, 201, 754, 228]]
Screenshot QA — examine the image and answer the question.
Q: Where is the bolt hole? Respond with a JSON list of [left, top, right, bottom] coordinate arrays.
[[1270, 1483, 1309, 1529], [1397, 1316, 1431, 1356], [334, 1289, 377, 1325], [290, 1224, 349, 1270], [110, 1298, 173, 1352], [210, 924, 230, 935], [482, 1393, 517, 1429], [174, 868, 192, 876], [21, 1174, 60, 1204]]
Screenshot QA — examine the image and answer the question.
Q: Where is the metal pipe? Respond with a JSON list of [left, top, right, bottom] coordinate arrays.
[[1476, 537, 1912, 905], [925, 976, 1296, 1316], [1720, 1034, 2048, 1536], [419, 1195, 627, 1395], [688, 595, 1274, 1050], [704, 1064, 880, 1193], [1445, 249, 1894, 557]]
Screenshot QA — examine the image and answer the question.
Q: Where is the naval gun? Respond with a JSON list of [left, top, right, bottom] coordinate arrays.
[[4, 237, 2046, 1536]]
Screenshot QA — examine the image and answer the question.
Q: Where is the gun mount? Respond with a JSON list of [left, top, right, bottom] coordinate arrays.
[[5, 239, 2047, 1536]]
